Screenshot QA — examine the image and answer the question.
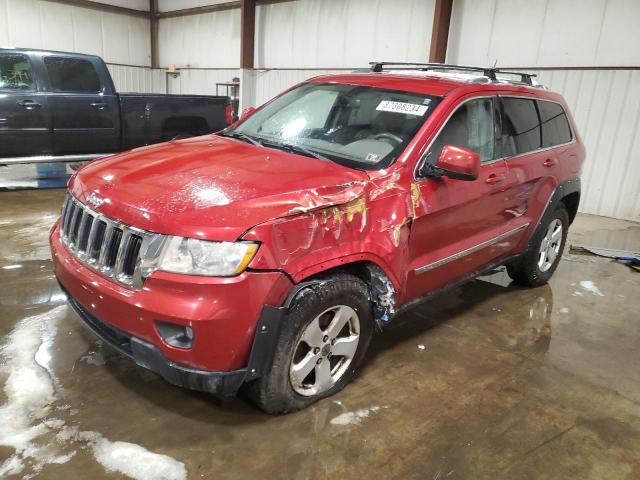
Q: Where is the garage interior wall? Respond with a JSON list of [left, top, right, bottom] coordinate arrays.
[[0, 0, 638, 222], [157, 0, 435, 101], [447, 0, 640, 221], [155, 0, 640, 222], [0, 0, 161, 92]]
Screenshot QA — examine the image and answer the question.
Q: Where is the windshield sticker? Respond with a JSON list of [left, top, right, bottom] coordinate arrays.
[[376, 100, 429, 116], [365, 153, 381, 163]]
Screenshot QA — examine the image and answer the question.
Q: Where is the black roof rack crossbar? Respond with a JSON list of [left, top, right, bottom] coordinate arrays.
[[369, 62, 537, 86], [492, 69, 537, 85]]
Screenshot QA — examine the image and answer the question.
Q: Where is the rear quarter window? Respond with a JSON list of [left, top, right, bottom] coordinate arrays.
[[538, 100, 572, 147], [500, 97, 541, 156]]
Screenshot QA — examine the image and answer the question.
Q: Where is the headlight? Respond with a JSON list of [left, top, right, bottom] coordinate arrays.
[[158, 237, 258, 276]]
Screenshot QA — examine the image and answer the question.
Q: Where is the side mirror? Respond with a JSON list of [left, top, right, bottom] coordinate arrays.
[[436, 145, 480, 181], [239, 106, 256, 121]]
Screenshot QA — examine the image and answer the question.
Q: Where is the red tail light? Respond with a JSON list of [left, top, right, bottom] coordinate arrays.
[[225, 103, 233, 125]]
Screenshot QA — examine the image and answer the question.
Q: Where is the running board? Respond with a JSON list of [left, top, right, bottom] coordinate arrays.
[[0, 153, 112, 165]]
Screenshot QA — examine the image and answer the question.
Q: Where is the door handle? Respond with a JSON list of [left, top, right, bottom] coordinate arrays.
[[90, 102, 109, 109], [543, 158, 557, 168], [485, 173, 506, 185], [16, 99, 41, 109]]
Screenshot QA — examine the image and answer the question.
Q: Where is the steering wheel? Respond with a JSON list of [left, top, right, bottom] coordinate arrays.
[[373, 132, 403, 146]]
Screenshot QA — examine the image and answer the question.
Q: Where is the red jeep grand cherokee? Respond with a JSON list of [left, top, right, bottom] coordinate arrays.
[[51, 62, 584, 413]]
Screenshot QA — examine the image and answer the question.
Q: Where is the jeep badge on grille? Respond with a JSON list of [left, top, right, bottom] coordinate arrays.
[[86, 192, 105, 209]]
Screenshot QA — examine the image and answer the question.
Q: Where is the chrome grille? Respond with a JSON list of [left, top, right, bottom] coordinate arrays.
[[59, 194, 165, 289]]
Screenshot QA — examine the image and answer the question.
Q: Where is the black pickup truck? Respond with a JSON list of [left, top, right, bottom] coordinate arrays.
[[0, 48, 232, 164]]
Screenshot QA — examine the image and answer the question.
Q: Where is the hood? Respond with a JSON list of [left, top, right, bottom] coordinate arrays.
[[70, 135, 369, 241]]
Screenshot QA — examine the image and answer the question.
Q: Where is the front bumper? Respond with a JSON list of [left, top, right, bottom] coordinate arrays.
[[64, 287, 285, 396], [51, 223, 293, 374]]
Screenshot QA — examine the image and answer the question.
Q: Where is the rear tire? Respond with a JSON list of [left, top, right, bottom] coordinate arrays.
[[243, 273, 374, 414], [507, 206, 569, 287]]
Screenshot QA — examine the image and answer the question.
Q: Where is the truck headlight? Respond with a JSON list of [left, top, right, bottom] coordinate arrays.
[[158, 237, 258, 276]]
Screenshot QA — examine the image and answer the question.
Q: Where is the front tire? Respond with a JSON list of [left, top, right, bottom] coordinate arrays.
[[244, 274, 374, 414], [507, 206, 569, 287]]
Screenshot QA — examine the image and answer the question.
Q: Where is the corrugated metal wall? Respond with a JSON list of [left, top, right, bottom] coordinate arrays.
[[532, 69, 640, 222], [447, 0, 640, 221], [0, 0, 151, 66], [448, 0, 640, 68], [157, 0, 435, 69], [254, 0, 434, 68], [106, 64, 165, 93], [152, 0, 640, 221], [254, 69, 347, 104], [158, 9, 240, 68], [165, 68, 239, 95], [1, 0, 638, 221]]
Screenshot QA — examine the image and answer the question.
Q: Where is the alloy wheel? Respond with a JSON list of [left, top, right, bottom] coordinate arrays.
[[289, 305, 360, 396], [538, 219, 563, 272]]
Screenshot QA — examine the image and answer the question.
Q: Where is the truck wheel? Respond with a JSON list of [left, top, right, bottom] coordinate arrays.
[[507, 206, 569, 287], [244, 274, 373, 414]]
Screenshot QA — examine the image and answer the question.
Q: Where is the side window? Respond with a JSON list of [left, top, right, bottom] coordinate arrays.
[[427, 97, 495, 164], [0, 53, 36, 91], [44, 56, 101, 93], [500, 98, 541, 156], [538, 100, 572, 147]]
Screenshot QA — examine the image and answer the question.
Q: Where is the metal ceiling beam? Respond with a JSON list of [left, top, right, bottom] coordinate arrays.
[[156, 1, 240, 19], [155, 0, 291, 19], [43, 0, 149, 18], [240, 0, 256, 69], [429, 0, 454, 63]]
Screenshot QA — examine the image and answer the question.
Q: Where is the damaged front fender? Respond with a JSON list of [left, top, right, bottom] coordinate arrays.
[[243, 171, 422, 323]]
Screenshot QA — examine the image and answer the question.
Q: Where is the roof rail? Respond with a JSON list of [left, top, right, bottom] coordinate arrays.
[[369, 62, 537, 86]]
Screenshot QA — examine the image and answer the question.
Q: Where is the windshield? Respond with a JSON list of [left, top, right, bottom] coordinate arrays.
[[223, 83, 440, 169]]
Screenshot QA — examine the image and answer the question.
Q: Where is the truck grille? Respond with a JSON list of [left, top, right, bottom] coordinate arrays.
[[59, 194, 163, 289]]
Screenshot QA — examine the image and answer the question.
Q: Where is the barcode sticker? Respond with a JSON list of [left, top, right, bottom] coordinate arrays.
[[376, 100, 429, 116]]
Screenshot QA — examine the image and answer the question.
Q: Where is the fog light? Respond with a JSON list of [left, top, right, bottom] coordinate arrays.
[[155, 321, 194, 349]]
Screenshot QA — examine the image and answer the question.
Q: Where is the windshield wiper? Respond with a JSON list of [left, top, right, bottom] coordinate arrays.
[[260, 139, 330, 162], [221, 131, 262, 147]]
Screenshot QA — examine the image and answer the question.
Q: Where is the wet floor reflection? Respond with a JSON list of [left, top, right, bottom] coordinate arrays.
[[2, 190, 640, 479], [0, 163, 76, 190]]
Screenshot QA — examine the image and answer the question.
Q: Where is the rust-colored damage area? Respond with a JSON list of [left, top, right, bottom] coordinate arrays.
[[245, 174, 421, 315]]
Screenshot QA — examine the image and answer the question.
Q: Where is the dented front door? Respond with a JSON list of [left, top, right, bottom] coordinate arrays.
[[400, 96, 520, 303]]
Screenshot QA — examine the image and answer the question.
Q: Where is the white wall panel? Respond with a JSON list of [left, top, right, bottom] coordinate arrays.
[[254, 68, 346, 105], [255, 0, 435, 68], [0, 0, 151, 66], [165, 68, 239, 95], [107, 63, 165, 93], [532, 70, 640, 222], [448, 0, 640, 68], [448, 0, 640, 221], [158, 8, 240, 67]]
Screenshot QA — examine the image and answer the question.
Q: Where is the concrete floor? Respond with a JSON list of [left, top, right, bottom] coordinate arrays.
[[1, 188, 640, 480]]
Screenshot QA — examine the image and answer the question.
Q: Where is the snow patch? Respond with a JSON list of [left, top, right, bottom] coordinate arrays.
[[93, 439, 187, 480], [579, 280, 604, 297], [0, 306, 187, 480], [0, 306, 66, 476], [330, 405, 384, 426]]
